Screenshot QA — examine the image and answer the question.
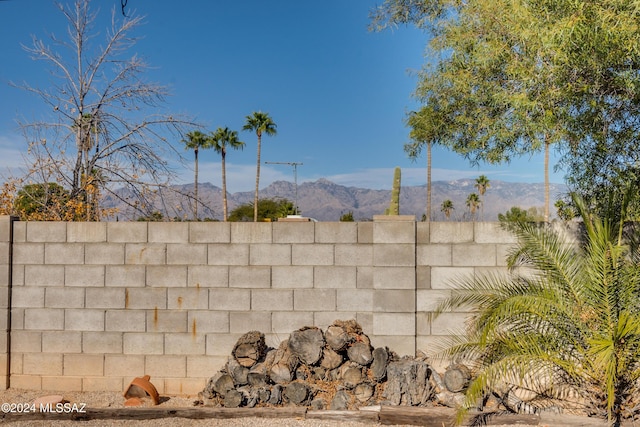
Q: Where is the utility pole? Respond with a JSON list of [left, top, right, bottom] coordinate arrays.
[[264, 161, 303, 215]]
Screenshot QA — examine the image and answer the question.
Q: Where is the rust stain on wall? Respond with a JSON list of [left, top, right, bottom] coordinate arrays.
[[192, 319, 197, 338], [177, 296, 183, 309], [124, 289, 129, 309]]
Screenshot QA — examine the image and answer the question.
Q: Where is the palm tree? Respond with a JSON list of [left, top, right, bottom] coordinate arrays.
[[466, 193, 481, 221], [182, 130, 210, 220], [243, 111, 277, 222], [440, 199, 454, 220], [475, 175, 490, 220], [210, 127, 245, 221], [435, 193, 640, 427]]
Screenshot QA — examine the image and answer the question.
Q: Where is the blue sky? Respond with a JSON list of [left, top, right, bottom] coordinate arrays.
[[0, 0, 564, 193]]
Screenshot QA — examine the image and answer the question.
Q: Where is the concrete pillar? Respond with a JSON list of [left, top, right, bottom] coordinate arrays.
[[0, 216, 16, 389]]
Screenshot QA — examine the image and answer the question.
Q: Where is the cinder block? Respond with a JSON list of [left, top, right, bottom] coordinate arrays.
[[430, 267, 474, 290], [23, 353, 63, 375], [187, 355, 222, 378], [357, 222, 373, 243], [315, 222, 357, 243], [373, 220, 415, 244], [416, 222, 430, 244], [104, 354, 145, 377], [26, 222, 66, 243], [314, 312, 356, 330], [123, 333, 164, 355], [8, 375, 42, 390], [42, 376, 82, 391], [11, 308, 25, 330], [273, 222, 314, 243], [124, 288, 167, 310], [205, 333, 242, 357], [272, 311, 314, 333], [42, 331, 82, 353], [12, 287, 45, 308], [168, 288, 209, 310], [147, 310, 187, 333], [251, 289, 293, 311], [46, 242, 85, 265], [209, 289, 250, 311], [146, 266, 188, 287], [430, 222, 474, 243], [416, 266, 430, 289], [370, 335, 415, 357], [82, 332, 123, 353], [24, 265, 64, 287], [125, 243, 166, 265], [452, 244, 496, 266], [167, 244, 207, 265], [336, 289, 373, 311], [45, 287, 85, 308], [314, 266, 356, 289], [207, 244, 249, 265], [190, 222, 230, 243], [356, 266, 373, 289], [373, 267, 415, 289], [63, 354, 104, 376], [373, 290, 415, 312], [188, 310, 229, 333], [148, 222, 189, 243], [107, 222, 147, 243], [105, 265, 146, 287], [417, 289, 451, 312], [475, 222, 517, 244], [164, 333, 206, 355], [163, 378, 206, 396], [430, 312, 470, 336], [373, 313, 415, 336], [334, 244, 373, 266], [12, 221, 26, 243], [67, 222, 107, 242], [65, 265, 105, 287], [249, 244, 291, 266], [230, 223, 272, 243], [13, 243, 45, 264], [0, 216, 15, 242], [496, 244, 512, 267], [188, 266, 229, 288], [417, 244, 452, 267], [145, 355, 186, 377], [85, 243, 125, 265], [10, 331, 42, 352], [10, 352, 22, 374], [293, 289, 336, 311], [228, 266, 271, 288], [64, 309, 105, 331], [271, 266, 313, 289], [229, 312, 271, 333], [105, 309, 146, 332], [373, 244, 415, 267], [291, 244, 333, 266], [86, 288, 126, 309], [24, 308, 64, 330], [82, 377, 123, 392]]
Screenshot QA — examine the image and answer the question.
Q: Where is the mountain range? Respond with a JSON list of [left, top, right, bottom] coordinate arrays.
[[104, 178, 568, 221]]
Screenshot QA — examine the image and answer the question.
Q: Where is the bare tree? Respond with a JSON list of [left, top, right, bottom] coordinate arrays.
[[12, 0, 196, 220]]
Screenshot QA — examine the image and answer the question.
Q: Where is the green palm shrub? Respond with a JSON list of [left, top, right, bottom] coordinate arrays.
[[437, 194, 640, 426]]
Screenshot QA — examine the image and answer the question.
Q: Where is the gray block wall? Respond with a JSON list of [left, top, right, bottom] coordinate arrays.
[[1, 216, 515, 394]]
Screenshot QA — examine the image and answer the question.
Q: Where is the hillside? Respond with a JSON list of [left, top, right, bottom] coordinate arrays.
[[103, 179, 567, 221]]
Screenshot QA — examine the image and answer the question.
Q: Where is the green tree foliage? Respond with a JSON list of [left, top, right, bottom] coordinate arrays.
[[465, 193, 481, 221], [210, 127, 245, 221], [371, 0, 640, 222], [14, 183, 70, 220], [340, 211, 354, 222], [475, 175, 490, 220], [440, 199, 454, 220], [228, 198, 294, 222], [384, 167, 401, 215], [498, 206, 544, 226], [436, 193, 640, 426], [243, 112, 277, 222]]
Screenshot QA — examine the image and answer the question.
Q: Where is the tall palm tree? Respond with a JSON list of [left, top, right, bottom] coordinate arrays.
[[466, 193, 481, 221], [210, 127, 245, 221], [475, 175, 490, 220], [182, 130, 210, 220], [436, 192, 640, 427], [243, 111, 277, 222], [440, 199, 454, 220]]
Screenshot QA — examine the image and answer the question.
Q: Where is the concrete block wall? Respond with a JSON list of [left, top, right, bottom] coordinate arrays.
[[1, 216, 515, 395]]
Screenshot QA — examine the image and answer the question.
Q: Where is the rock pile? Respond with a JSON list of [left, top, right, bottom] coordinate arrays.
[[199, 319, 467, 410]]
